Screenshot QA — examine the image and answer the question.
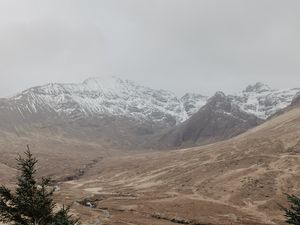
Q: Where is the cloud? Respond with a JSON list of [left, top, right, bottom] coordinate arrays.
[[0, 0, 299, 97]]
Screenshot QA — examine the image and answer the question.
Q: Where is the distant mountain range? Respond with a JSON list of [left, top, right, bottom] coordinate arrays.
[[0, 76, 299, 149], [5, 76, 207, 126]]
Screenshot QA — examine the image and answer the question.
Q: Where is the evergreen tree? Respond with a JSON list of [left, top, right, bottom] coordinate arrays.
[[50, 206, 79, 225], [281, 194, 300, 225], [0, 146, 79, 225]]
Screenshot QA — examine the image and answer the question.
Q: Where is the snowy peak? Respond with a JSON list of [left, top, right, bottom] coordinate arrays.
[[231, 83, 300, 119], [27, 76, 128, 96], [10, 76, 207, 126]]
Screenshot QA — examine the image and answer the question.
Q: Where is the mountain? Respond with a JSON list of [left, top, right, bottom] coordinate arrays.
[[0, 78, 299, 150], [160, 83, 300, 148], [151, 91, 263, 148], [0, 76, 209, 149], [6, 76, 191, 126]]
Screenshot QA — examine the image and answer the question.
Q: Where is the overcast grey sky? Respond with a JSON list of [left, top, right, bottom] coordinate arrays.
[[0, 0, 300, 97]]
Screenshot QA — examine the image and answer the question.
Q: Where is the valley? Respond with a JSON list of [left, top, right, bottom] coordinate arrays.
[[0, 78, 300, 225], [51, 105, 300, 225], [1, 1, 300, 224]]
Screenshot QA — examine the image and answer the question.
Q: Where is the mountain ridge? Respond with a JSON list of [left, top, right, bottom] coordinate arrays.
[[8, 76, 207, 126], [0, 77, 299, 149], [6, 78, 300, 122]]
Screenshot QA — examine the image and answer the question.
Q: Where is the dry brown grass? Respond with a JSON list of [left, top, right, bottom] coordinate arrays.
[[1, 108, 300, 224]]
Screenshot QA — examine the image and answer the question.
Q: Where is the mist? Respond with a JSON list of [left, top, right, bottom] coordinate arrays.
[[0, 0, 300, 97]]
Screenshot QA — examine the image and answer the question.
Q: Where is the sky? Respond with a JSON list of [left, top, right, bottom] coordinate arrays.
[[0, 0, 300, 97]]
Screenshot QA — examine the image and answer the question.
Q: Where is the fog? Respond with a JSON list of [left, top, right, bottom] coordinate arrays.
[[0, 0, 300, 97]]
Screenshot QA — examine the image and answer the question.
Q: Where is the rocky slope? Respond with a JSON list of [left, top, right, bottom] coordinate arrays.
[[180, 93, 208, 117], [292, 92, 300, 106]]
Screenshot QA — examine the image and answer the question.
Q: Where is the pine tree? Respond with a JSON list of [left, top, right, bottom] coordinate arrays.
[[50, 206, 79, 225], [281, 194, 300, 225], [0, 145, 79, 225]]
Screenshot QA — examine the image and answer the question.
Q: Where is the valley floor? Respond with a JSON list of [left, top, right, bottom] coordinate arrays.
[[53, 145, 292, 225], [2, 108, 300, 225]]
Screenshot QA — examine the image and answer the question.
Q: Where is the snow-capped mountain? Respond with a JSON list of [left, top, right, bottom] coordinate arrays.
[[0, 77, 299, 150], [9, 76, 206, 127], [6, 78, 298, 128], [230, 82, 300, 119], [0, 76, 211, 149]]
